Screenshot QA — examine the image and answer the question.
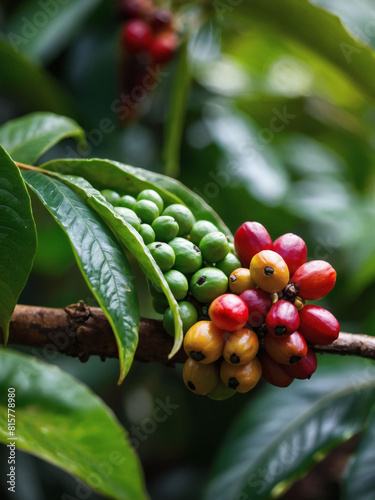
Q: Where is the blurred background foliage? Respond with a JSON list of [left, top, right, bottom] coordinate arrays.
[[1, 0, 375, 499]]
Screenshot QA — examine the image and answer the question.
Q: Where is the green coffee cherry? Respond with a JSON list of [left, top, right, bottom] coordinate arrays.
[[228, 242, 236, 254], [207, 381, 236, 401], [164, 269, 188, 300], [139, 224, 155, 245], [101, 189, 120, 205], [163, 301, 199, 336], [190, 220, 218, 245], [199, 231, 229, 263], [169, 237, 202, 274], [162, 204, 195, 236], [114, 207, 141, 231], [134, 200, 160, 224], [189, 267, 228, 303], [152, 298, 168, 315], [148, 280, 165, 299], [148, 242, 175, 272], [137, 189, 164, 213], [115, 194, 137, 209], [216, 252, 241, 276], [152, 216, 179, 242]]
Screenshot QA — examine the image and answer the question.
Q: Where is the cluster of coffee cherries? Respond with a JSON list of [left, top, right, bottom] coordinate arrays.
[[182, 221, 340, 400], [118, 0, 178, 121], [100, 188, 240, 333]]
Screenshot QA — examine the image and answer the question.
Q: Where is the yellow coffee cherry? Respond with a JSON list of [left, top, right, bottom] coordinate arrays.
[[183, 358, 220, 395], [229, 268, 256, 294], [250, 250, 289, 293], [183, 320, 225, 364], [220, 357, 262, 393], [223, 328, 259, 365]]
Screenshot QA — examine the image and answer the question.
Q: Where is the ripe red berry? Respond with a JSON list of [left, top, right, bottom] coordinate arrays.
[[122, 19, 152, 54], [273, 233, 307, 276], [264, 331, 308, 365], [260, 352, 294, 387], [298, 305, 340, 345], [291, 260, 336, 300], [234, 222, 274, 268], [149, 9, 173, 31], [265, 300, 300, 336], [120, 0, 153, 19], [150, 31, 178, 64], [208, 294, 249, 331], [239, 289, 272, 328], [283, 348, 317, 379]]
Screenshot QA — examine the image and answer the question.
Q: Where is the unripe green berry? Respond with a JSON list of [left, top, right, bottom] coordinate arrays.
[[139, 224, 155, 244], [199, 231, 229, 263], [162, 204, 195, 236], [190, 220, 218, 245], [216, 252, 241, 276], [115, 194, 137, 209], [164, 269, 189, 300], [147, 242, 175, 272], [152, 216, 179, 242], [114, 207, 141, 231], [134, 199, 160, 224], [163, 301, 199, 336], [169, 237, 202, 274], [137, 189, 164, 213], [152, 298, 168, 314], [190, 267, 228, 303], [101, 189, 120, 205]]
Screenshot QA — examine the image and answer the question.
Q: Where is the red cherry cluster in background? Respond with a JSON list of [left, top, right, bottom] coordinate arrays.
[[182, 221, 340, 398], [117, 0, 178, 121]]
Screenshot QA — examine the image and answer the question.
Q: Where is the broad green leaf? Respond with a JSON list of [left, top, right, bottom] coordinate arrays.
[[343, 402, 375, 500], [163, 38, 191, 178], [41, 158, 233, 238], [235, 0, 375, 101], [0, 36, 76, 115], [0, 348, 146, 500], [38, 170, 184, 360], [204, 357, 375, 500], [0, 146, 37, 344], [6, 0, 102, 64], [22, 170, 140, 384], [0, 112, 85, 165]]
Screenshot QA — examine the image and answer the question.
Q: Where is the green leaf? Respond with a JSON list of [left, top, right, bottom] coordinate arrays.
[[6, 0, 102, 64], [0, 146, 37, 344], [41, 158, 233, 238], [163, 38, 191, 178], [0, 36, 76, 115], [22, 170, 140, 384], [0, 112, 85, 165], [0, 348, 146, 500], [204, 358, 375, 500], [38, 169, 184, 360], [237, 0, 375, 101], [343, 402, 375, 500]]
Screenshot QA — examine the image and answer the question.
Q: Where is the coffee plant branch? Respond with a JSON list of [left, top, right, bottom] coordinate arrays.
[[2, 303, 375, 364]]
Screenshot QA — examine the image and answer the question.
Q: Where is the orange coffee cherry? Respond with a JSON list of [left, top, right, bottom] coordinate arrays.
[[183, 358, 220, 395], [223, 328, 259, 365], [183, 320, 225, 364], [220, 357, 262, 393], [229, 268, 256, 294], [264, 331, 307, 365], [250, 250, 289, 293]]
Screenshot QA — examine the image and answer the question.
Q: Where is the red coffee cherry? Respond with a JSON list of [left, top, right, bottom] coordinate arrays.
[[208, 294, 248, 331], [223, 328, 259, 365], [265, 300, 300, 336], [120, 0, 154, 19], [183, 320, 225, 363], [273, 233, 307, 276], [122, 19, 153, 54], [250, 250, 289, 293], [291, 260, 336, 300], [283, 348, 317, 379], [298, 305, 340, 345], [240, 289, 272, 328], [149, 9, 173, 31], [150, 31, 178, 64], [260, 352, 294, 387], [264, 331, 308, 365], [234, 221, 274, 268]]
